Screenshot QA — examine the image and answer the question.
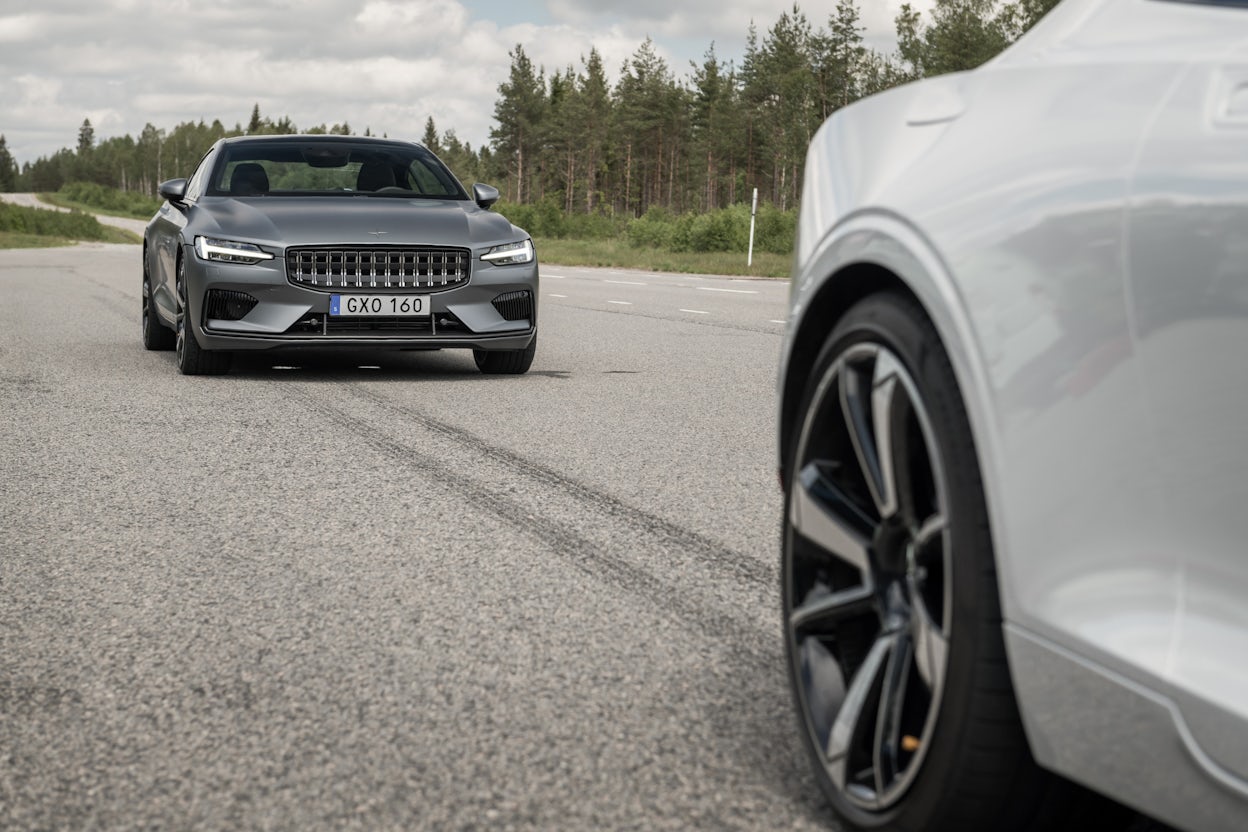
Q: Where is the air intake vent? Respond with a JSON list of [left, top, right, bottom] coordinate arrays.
[[491, 290, 532, 322], [204, 289, 258, 321]]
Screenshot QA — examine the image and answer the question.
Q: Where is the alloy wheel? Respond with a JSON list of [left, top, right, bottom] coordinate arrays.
[[142, 277, 152, 341], [175, 256, 186, 364], [784, 341, 952, 813], [142, 250, 174, 351]]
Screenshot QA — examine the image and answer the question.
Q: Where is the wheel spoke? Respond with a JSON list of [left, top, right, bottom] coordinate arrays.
[[873, 630, 913, 795], [826, 632, 896, 801], [911, 588, 948, 692], [840, 349, 919, 523], [839, 356, 887, 519], [791, 461, 874, 574], [869, 351, 904, 519], [914, 513, 946, 549], [790, 584, 875, 635], [874, 350, 925, 526]]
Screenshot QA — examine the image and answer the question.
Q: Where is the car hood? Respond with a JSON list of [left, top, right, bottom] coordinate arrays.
[[188, 196, 522, 249]]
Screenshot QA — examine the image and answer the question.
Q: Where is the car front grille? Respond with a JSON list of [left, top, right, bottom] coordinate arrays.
[[284, 311, 463, 337], [286, 246, 470, 292], [325, 317, 434, 335]]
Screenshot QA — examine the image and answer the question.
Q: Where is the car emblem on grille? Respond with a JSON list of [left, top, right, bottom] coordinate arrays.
[[368, 230, 388, 239]]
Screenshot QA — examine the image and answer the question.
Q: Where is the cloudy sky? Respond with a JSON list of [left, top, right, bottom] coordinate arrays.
[[0, 0, 925, 167]]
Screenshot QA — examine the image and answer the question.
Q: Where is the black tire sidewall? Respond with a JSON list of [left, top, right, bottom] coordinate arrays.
[[475, 328, 537, 375]]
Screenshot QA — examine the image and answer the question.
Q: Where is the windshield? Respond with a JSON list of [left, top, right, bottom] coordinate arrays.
[[206, 139, 468, 199]]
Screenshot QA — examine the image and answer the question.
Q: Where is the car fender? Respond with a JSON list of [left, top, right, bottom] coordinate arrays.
[[781, 208, 1015, 625]]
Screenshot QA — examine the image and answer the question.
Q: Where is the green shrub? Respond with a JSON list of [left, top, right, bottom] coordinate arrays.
[[626, 206, 676, 249], [686, 208, 745, 253], [0, 201, 108, 240], [492, 198, 796, 255], [562, 210, 624, 241], [495, 196, 569, 239], [753, 203, 797, 255], [57, 182, 162, 219]]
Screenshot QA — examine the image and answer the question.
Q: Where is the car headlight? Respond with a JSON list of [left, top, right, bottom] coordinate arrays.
[[194, 236, 275, 264], [481, 239, 534, 266]]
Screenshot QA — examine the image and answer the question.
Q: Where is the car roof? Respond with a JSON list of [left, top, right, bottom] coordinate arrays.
[[217, 134, 424, 150]]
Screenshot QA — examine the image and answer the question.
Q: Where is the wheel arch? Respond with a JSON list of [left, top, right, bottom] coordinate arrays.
[[781, 210, 1014, 624]]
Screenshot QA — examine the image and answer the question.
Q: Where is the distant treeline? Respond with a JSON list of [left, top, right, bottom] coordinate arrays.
[[0, 0, 1057, 218]]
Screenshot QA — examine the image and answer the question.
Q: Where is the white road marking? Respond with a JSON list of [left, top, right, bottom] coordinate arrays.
[[679, 309, 709, 315], [698, 286, 758, 294], [769, 319, 786, 324], [608, 300, 633, 305], [549, 293, 568, 298], [605, 279, 646, 285], [544, 274, 566, 279]]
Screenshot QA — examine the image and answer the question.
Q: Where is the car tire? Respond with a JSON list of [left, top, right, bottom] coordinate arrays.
[[175, 254, 231, 376], [474, 329, 536, 375], [142, 250, 175, 351], [782, 292, 1127, 832]]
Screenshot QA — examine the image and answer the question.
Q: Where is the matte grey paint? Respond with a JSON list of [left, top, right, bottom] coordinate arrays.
[[144, 135, 536, 356]]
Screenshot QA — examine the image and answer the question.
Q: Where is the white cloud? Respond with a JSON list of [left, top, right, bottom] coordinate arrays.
[[0, 0, 928, 166]]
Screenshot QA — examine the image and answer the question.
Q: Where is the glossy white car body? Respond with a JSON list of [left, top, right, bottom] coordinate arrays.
[[780, 1, 1248, 828]]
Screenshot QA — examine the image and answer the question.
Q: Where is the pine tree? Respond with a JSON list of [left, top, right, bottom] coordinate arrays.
[[491, 45, 548, 203], [690, 45, 738, 209], [897, 0, 1011, 78], [77, 119, 95, 155], [579, 49, 611, 213], [816, 0, 868, 115], [0, 135, 17, 192], [421, 117, 441, 155], [612, 38, 684, 214]]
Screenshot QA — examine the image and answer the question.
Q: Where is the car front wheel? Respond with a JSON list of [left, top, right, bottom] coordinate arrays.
[[142, 250, 174, 351], [782, 292, 1124, 831], [175, 254, 231, 376], [474, 328, 536, 375]]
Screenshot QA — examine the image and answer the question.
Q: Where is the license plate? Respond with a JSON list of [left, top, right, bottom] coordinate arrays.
[[330, 294, 430, 317]]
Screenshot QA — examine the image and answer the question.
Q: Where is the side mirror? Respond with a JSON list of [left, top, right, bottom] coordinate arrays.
[[158, 178, 188, 203], [473, 183, 499, 210]]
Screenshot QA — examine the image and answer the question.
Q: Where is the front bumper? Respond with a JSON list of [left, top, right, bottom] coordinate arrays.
[[182, 243, 538, 352]]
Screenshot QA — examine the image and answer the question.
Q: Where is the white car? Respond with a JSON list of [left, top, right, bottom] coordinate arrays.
[[778, 1, 1248, 830]]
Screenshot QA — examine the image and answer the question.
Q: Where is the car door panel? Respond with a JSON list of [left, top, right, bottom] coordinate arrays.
[[1128, 48, 1248, 784]]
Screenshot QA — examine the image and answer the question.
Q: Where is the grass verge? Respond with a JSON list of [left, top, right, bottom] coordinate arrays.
[[0, 227, 141, 248], [0, 199, 142, 248], [43, 184, 161, 220], [534, 237, 791, 278], [0, 232, 77, 249]]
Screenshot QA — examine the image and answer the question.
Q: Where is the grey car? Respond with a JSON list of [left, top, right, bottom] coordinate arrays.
[[780, 0, 1248, 830], [141, 134, 538, 375]]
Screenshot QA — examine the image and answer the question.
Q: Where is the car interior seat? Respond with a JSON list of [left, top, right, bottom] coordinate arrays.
[[356, 162, 398, 192], [229, 163, 270, 196]]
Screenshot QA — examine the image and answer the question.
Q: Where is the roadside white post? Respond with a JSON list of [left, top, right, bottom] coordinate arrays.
[[747, 187, 758, 268]]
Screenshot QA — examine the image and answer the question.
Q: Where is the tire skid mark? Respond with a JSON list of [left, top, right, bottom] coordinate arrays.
[[347, 381, 773, 588], [90, 292, 132, 323], [81, 270, 139, 303], [285, 383, 775, 671], [561, 302, 782, 336]]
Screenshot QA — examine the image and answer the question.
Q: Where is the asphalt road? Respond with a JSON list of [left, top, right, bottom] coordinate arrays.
[[0, 242, 829, 830]]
